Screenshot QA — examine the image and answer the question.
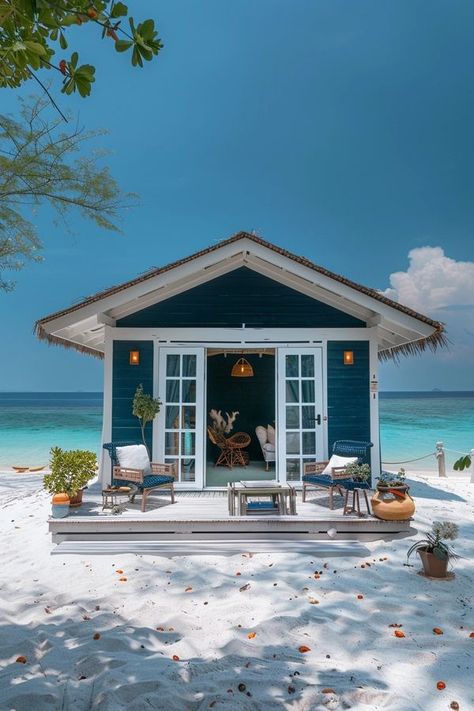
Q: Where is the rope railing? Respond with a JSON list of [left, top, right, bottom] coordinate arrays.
[[381, 452, 436, 466], [382, 442, 474, 482]]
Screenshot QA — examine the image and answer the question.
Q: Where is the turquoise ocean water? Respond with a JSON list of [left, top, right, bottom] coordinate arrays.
[[0, 392, 473, 471]]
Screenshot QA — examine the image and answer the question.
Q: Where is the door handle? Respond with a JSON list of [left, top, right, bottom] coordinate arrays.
[[315, 414, 321, 426]]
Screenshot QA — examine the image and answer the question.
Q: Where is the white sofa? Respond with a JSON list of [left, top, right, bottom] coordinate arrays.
[[255, 425, 276, 470]]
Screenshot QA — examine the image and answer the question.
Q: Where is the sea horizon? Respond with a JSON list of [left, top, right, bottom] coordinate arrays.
[[1, 391, 473, 471]]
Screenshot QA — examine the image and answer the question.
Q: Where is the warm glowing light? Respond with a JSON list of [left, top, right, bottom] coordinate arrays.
[[129, 350, 140, 365], [231, 357, 254, 377], [343, 351, 354, 365]]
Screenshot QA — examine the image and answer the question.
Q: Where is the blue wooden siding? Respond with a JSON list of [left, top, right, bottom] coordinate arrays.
[[117, 267, 366, 328], [327, 341, 371, 458], [112, 340, 154, 452]]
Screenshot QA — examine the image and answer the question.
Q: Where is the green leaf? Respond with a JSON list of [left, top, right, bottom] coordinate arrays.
[[115, 39, 133, 53], [111, 2, 128, 18], [59, 32, 68, 50], [24, 41, 47, 56], [70, 51, 79, 68]]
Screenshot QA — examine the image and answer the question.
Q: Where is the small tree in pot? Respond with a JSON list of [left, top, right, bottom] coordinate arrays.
[[406, 520, 459, 578], [44, 447, 97, 507], [344, 462, 371, 483], [132, 384, 161, 452], [376, 467, 408, 492]]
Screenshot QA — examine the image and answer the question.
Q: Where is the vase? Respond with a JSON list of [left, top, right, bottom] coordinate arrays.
[[418, 548, 449, 578], [371, 488, 415, 520], [69, 489, 83, 508], [51, 492, 70, 518]]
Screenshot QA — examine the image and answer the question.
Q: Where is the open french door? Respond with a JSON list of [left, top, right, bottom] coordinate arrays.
[[277, 348, 324, 484], [156, 347, 205, 489]]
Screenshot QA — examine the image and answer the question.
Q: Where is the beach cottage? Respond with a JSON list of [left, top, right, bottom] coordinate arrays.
[[36, 232, 445, 491]]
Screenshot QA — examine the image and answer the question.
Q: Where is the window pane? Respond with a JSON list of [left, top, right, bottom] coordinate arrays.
[[302, 431, 316, 455], [182, 379, 196, 403], [285, 354, 298, 377], [165, 432, 179, 456], [286, 432, 300, 454], [166, 354, 180, 377], [166, 379, 180, 403], [181, 458, 195, 482], [181, 432, 195, 456], [165, 405, 179, 429], [286, 458, 301, 482], [301, 380, 315, 403], [286, 380, 299, 403], [182, 354, 196, 377], [286, 405, 299, 429], [181, 406, 196, 429], [302, 405, 315, 428], [301, 355, 314, 377]]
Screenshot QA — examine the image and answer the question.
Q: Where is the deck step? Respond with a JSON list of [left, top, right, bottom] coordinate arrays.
[[51, 539, 371, 556]]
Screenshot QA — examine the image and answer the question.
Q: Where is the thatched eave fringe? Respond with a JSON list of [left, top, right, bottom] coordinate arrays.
[[378, 326, 447, 363], [34, 323, 103, 359]]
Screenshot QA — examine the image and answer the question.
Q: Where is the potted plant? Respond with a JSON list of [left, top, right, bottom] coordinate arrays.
[[344, 462, 371, 484], [44, 447, 97, 508], [376, 467, 408, 492], [406, 521, 459, 578], [371, 467, 415, 520], [132, 384, 162, 453]]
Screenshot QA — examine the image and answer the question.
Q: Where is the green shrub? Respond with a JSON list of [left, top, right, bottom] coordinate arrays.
[[44, 447, 97, 497]]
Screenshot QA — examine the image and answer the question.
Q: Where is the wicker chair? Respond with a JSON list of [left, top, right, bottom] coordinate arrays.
[[302, 440, 373, 509], [207, 428, 251, 468], [103, 442, 176, 512]]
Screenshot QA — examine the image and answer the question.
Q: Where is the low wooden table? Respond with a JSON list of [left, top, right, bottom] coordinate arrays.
[[228, 482, 297, 516]]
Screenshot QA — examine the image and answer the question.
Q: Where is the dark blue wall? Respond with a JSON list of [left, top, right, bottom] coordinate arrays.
[[112, 340, 154, 452], [327, 341, 370, 455], [117, 267, 366, 329]]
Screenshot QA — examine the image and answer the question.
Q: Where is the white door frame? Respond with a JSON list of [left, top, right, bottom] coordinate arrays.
[[276, 347, 325, 485], [155, 346, 205, 490]]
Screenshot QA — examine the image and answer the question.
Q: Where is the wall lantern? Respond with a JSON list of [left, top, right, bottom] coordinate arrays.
[[129, 350, 140, 366], [343, 350, 354, 365], [231, 357, 254, 377]]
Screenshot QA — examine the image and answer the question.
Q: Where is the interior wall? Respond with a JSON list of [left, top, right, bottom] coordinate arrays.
[[206, 353, 275, 462]]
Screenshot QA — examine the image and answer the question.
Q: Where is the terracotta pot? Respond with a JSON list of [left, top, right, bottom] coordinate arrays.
[[69, 489, 83, 508], [51, 492, 70, 518], [418, 548, 449, 578], [371, 489, 415, 520]]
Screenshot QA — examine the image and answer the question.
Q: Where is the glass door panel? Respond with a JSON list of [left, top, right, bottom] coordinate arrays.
[[277, 349, 323, 483], [158, 348, 204, 487]]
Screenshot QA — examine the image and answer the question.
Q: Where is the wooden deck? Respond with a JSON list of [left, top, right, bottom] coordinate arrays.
[[49, 484, 411, 546]]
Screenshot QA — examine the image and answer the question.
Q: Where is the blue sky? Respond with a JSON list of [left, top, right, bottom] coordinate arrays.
[[1, 0, 473, 391]]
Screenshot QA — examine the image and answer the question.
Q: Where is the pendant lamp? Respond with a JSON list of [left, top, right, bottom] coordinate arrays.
[[231, 357, 254, 377]]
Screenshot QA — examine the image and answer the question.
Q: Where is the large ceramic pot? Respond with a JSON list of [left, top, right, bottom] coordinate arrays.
[[418, 548, 449, 578], [69, 489, 83, 508], [371, 488, 415, 521]]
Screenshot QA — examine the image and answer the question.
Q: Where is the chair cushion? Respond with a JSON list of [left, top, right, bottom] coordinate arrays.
[[255, 426, 267, 448], [341, 480, 371, 490], [141, 474, 175, 489], [267, 424, 276, 445], [322, 454, 357, 475], [263, 442, 275, 452], [302, 474, 352, 486], [116, 444, 151, 476]]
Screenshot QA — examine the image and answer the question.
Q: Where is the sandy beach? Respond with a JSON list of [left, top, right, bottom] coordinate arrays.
[[0, 471, 473, 711]]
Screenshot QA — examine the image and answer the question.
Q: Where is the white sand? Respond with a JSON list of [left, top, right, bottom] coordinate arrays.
[[0, 472, 473, 711]]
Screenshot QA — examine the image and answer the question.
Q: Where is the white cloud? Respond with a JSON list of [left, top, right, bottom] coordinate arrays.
[[383, 246, 474, 313]]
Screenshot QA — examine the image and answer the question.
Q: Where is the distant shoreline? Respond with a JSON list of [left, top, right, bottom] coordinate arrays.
[[1, 390, 474, 398]]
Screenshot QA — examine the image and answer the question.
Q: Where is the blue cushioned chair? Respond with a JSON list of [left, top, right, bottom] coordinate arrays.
[[302, 440, 373, 510], [103, 442, 176, 512]]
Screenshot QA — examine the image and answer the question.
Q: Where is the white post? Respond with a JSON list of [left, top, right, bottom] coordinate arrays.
[[436, 441, 446, 477], [470, 449, 474, 484]]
